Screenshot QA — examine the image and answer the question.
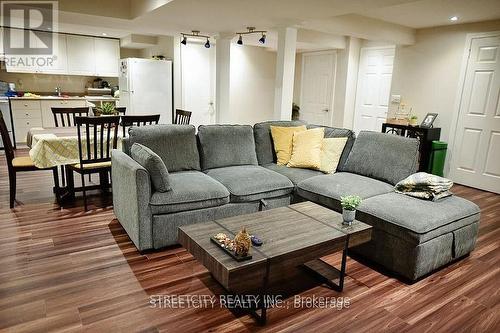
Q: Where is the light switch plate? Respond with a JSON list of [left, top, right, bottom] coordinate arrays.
[[391, 94, 401, 104]]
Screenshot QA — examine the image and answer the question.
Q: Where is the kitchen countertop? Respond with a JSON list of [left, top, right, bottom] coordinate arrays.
[[10, 96, 86, 100], [84, 96, 119, 100], [9, 96, 119, 101]]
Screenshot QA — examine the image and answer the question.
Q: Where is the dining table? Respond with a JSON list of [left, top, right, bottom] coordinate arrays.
[[26, 126, 123, 203]]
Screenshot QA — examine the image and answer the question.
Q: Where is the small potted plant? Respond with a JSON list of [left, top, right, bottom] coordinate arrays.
[[94, 102, 118, 116], [340, 195, 362, 225], [409, 115, 418, 126]]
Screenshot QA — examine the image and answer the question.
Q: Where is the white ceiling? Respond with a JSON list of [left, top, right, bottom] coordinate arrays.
[[55, 0, 415, 37], [360, 0, 500, 28], [130, 0, 417, 34], [5, 0, 500, 50]]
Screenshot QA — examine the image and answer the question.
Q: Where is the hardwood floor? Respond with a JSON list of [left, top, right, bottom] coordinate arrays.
[[0, 150, 499, 332]]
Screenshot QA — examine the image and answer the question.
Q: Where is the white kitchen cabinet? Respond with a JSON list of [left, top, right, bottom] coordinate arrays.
[[40, 99, 88, 127], [94, 38, 120, 77], [4, 31, 119, 77], [10, 100, 43, 144], [66, 35, 96, 75], [4, 28, 37, 73], [38, 32, 68, 74], [11, 99, 89, 143], [3, 29, 66, 74], [4, 29, 61, 73]]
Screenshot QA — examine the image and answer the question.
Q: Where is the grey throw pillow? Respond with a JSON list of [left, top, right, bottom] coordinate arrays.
[[130, 143, 171, 192]]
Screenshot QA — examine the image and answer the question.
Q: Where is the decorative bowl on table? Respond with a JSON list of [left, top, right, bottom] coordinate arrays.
[[211, 230, 253, 262]]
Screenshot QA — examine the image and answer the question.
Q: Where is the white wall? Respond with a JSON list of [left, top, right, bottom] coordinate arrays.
[[125, 38, 275, 125], [225, 44, 276, 124], [120, 48, 142, 58], [139, 35, 174, 59], [390, 19, 500, 144]]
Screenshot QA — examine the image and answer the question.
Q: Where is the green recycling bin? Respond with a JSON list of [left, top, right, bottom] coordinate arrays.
[[428, 141, 448, 177]]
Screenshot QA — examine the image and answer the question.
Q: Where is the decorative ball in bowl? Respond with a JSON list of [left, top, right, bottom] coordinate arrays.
[[234, 227, 251, 256]]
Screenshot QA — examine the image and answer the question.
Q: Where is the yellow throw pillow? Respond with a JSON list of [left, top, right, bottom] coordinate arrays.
[[287, 127, 324, 169], [270, 125, 307, 165], [319, 137, 348, 174]]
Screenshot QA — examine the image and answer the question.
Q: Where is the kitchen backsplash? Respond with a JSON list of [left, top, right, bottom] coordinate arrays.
[[0, 70, 118, 94]]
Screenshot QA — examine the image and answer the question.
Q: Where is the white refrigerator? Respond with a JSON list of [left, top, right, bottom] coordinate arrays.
[[119, 58, 173, 123]]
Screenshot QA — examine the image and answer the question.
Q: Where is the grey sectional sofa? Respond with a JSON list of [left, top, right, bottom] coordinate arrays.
[[112, 121, 480, 281]]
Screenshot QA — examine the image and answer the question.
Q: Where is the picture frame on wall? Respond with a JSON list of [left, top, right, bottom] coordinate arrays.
[[420, 113, 438, 128]]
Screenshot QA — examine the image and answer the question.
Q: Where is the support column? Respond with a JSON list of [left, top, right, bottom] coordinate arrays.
[[215, 36, 232, 123], [274, 27, 297, 120], [173, 35, 182, 123], [342, 37, 361, 129]]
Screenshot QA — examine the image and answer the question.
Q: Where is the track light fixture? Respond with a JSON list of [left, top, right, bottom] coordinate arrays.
[[259, 33, 266, 44], [235, 27, 267, 46], [180, 30, 211, 48]]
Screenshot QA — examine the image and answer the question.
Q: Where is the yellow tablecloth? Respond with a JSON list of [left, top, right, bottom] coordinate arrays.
[[27, 127, 122, 169]]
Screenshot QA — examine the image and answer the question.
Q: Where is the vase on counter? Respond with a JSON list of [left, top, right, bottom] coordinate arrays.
[[342, 209, 356, 226]]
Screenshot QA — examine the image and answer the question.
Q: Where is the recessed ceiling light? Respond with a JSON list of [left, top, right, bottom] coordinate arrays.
[[102, 32, 107, 36], [449, 16, 458, 21]]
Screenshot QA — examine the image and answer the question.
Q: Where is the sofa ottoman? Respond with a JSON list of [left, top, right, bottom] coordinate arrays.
[[353, 192, 481, 280], [295, 131, 481, 281]]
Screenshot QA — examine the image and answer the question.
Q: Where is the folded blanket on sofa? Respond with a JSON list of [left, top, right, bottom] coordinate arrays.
[[395, 172, 453, 201]]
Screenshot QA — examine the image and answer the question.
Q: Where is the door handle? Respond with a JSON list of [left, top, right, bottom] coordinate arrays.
[[323, 108, 329, 112]]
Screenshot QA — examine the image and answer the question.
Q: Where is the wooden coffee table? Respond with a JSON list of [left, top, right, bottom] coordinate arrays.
[[178, 201, 372, 324]]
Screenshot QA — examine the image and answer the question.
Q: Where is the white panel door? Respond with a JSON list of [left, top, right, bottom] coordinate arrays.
[[450, 35, 500, 194], [181, 43, 215, 127], [353, 47, 395, 133], [299, 51, 336, 126]]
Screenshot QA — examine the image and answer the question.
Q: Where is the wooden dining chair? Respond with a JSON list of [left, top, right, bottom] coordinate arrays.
[[67, 116, 120, 211], [120, 114, 160, 137], [51, 107, 90, 185], [0, 111, 60, 208], [174, 109, 192, 125], [51, 107, 89, 127]]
